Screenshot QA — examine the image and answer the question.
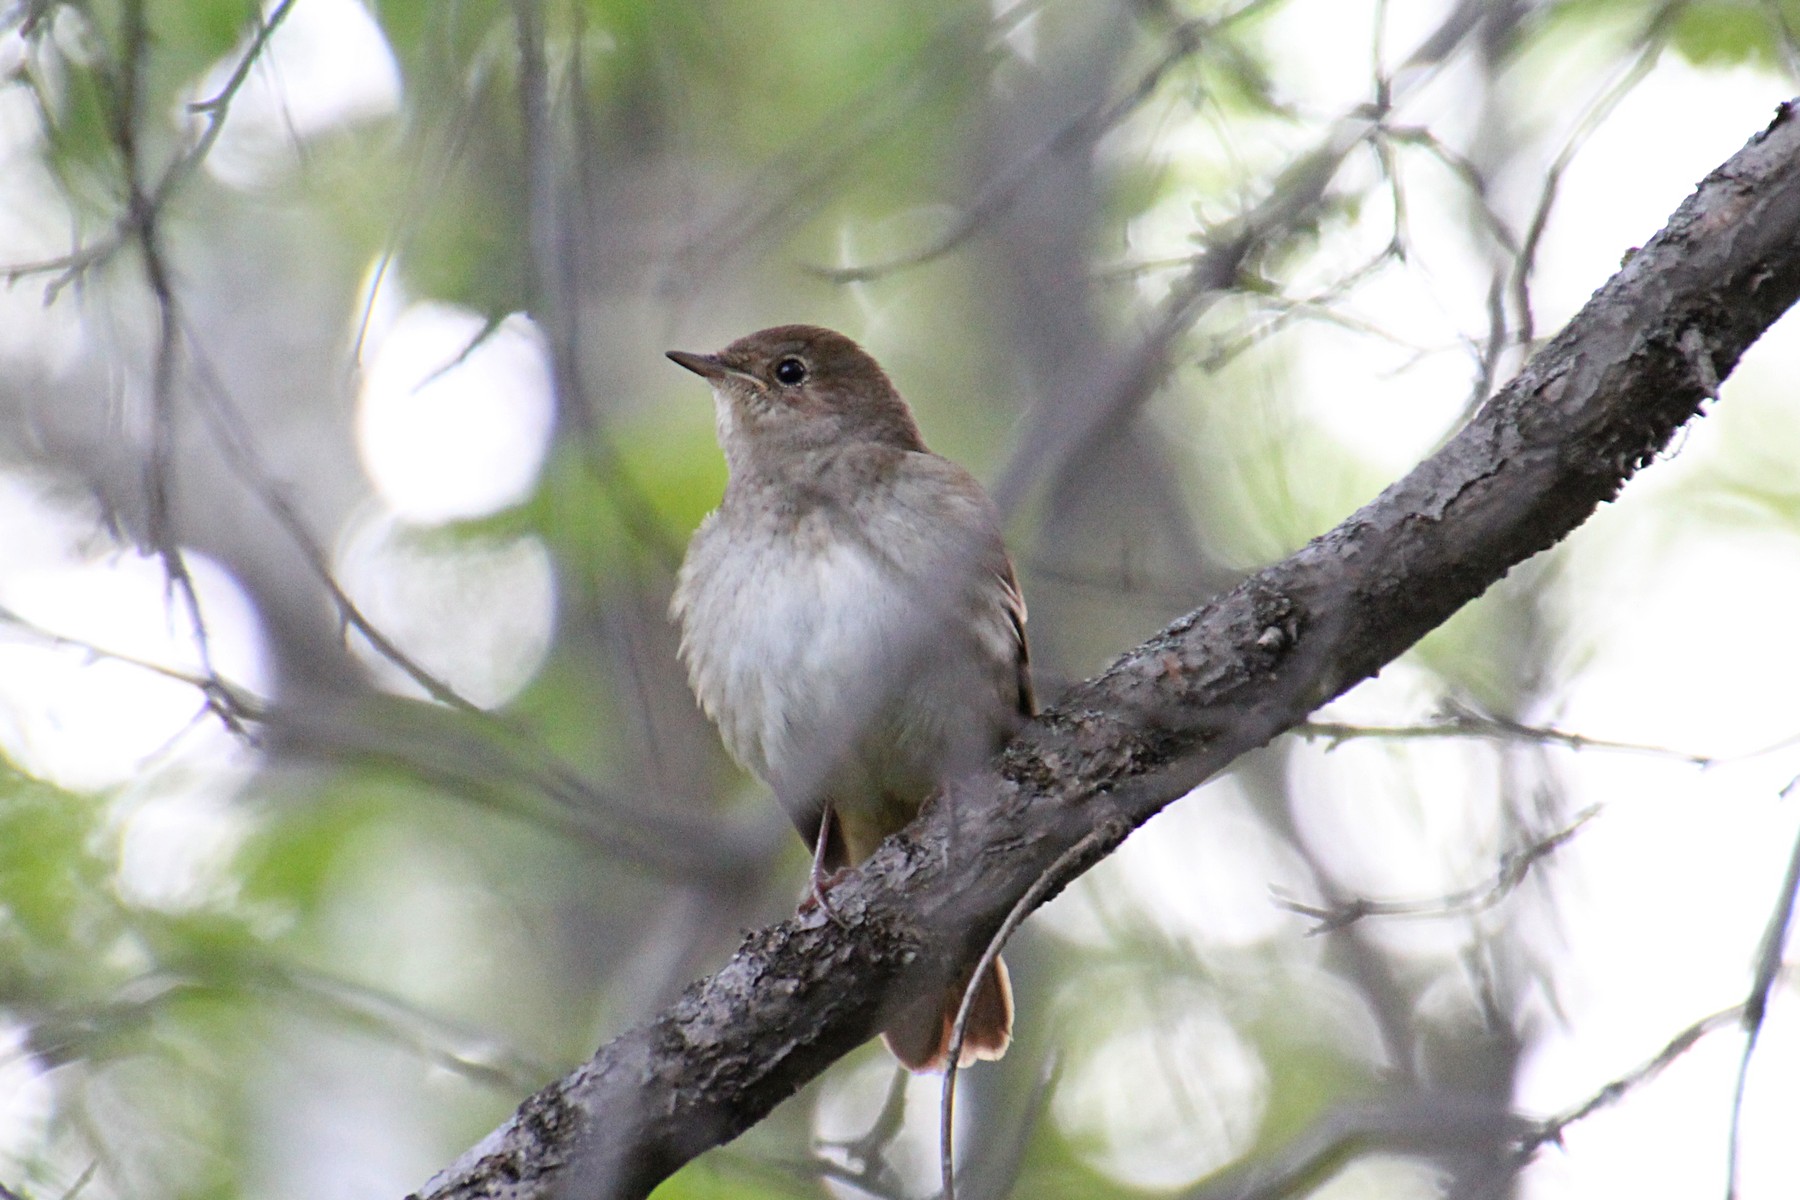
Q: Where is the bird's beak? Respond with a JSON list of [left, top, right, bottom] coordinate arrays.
[[666, 349, 760, 386], [666, 349, 725, 379]]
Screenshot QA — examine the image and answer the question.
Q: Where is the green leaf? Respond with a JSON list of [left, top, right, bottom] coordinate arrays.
[[1669, 0, 1794, 68]]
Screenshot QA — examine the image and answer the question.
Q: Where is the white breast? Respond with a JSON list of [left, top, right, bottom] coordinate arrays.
[[675, 512, 883, 784], [672, 506, 1004, 809]]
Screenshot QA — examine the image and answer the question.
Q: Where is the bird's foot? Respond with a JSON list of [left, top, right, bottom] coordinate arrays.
[[799, 866, 853, 928]]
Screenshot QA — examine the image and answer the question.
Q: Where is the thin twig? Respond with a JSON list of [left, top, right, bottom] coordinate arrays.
[[1295, 712, 1715, 765], [1510, 4, 1677, 352], [939, 822, 1120, 1200], [1725, 810, 1800, 1198], [0, 602, 261, 737], [1273, 807, 1600, 934], [808, 8, 1225, 285], [1180, 1093, 1525, 1200], [59, 1162, 97, 1200], [1517, 1004, 1746, 1159], [2, 0, 300, 295], [821, 1065, 911, 1187]]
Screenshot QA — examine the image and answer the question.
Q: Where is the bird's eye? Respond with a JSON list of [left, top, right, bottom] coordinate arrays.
[[774, 357, 807, 386]]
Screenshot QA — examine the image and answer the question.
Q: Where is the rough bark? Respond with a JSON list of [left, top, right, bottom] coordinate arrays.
[[413, 100, 1800, 1200]]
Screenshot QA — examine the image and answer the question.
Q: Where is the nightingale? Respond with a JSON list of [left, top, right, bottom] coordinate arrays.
[[667, 324, 1031, 1072]]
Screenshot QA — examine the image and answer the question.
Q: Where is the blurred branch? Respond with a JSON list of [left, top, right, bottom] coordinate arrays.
[[806, 0, 1276, 285], [1180, 1093, 1526, 1200], [2, 0, 299, 297], [1272, 806, 1599, 934], [1509, 3, 1676, 356], [813, 1066, 911, 1196], [0, 601, 259, 741], [939, 833, 1103, 1200], [1517, 1003, 1746, 1159], [1376, 121, 1524, 406], [992, 108, 1377, 515], [412, 102, 1800, 1200], [351, 13, 498, 371], [991, 0, 1501, 516], [664, 0, 1047, 289], [268, 964, 553, 1093], [4, 0, 308, 781], [1767, 0, 1800, 81], [0, 593, 715, 872], [12, 956, 548, 1095], [2, 569, 765, 880], [172, 328, 762, 879], [71, 0, 242, 758], [178, 332, 483, 715], [1193, 248, 1421, 372], [1726, 803, 1800, 1197], [511, 0, 687, 572], [1295, 707, 1716, 765]]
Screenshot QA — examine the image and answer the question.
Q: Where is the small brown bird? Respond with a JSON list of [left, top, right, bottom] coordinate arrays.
[[668, 324, 1031, 1072]]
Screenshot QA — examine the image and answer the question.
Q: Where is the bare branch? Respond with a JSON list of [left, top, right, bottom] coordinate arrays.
[[2, 0, 300, 295], [1726, 810, 1800, 1197], [804, 1, 1273, 285], [0, 601, 262, 740], [411, 99, 1800, 1200], [939, 827, 1110, 1200], [1180, 1093, 1526, 1200], [1518, 1004, 1746, 1158], [1273, 806, 1600, 934], [1510, 4, 1676, 353], [1295, 709, 1715, 765]]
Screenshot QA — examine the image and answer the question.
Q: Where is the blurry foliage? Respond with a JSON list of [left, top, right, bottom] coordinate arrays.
[[0, 0, 1797, 1199], [0, 777, 115, 1001], [1543, 0, 1800, 69], [1666, 0, 1800, 67], [0, 770, 261, 1198]]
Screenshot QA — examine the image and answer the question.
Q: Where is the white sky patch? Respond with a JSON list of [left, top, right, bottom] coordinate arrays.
[[194, 0, 401, 189], [1052, 989, 1267, 1191], [0, 478, 267, 791], [0, 1024, 51, 1177], [334, 509, 556, 709], [114, 770, 262, 914], [990, 0, 1040, 66], [249, 1025, 455, 1200], [1311, 1157, 1448, 1200], [1556, 526, 1800, 753], [1258, 0, 1381, 115], [356, 305, 556, 524], [1286, 732, 1507, 903], [812, 1058, 951, 1200], [1529, 62, 1781, 335], [1041, 774, 1315, 951]]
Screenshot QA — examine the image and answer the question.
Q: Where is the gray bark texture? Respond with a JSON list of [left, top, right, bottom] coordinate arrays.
[[413, 100, 1800, 1200]]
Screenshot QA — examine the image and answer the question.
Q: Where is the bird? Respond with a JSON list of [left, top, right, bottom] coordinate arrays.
[[667, 324, 1031, 1071]]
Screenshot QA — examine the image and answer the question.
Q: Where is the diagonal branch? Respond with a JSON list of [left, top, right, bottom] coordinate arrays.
[[412, 100, 1800, 1200]]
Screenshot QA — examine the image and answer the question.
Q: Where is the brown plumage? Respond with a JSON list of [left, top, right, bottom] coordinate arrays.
[[668, 325, 1030, 1070]]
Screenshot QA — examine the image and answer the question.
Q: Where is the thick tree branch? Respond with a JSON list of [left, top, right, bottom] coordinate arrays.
[[414, 101, 1800, 1200]]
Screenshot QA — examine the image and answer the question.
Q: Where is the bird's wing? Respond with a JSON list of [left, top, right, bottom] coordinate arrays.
[[997, 558, 1035, 721]]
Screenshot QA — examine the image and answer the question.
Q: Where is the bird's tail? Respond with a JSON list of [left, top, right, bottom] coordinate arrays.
[[881, 955, 1013, 1073]]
